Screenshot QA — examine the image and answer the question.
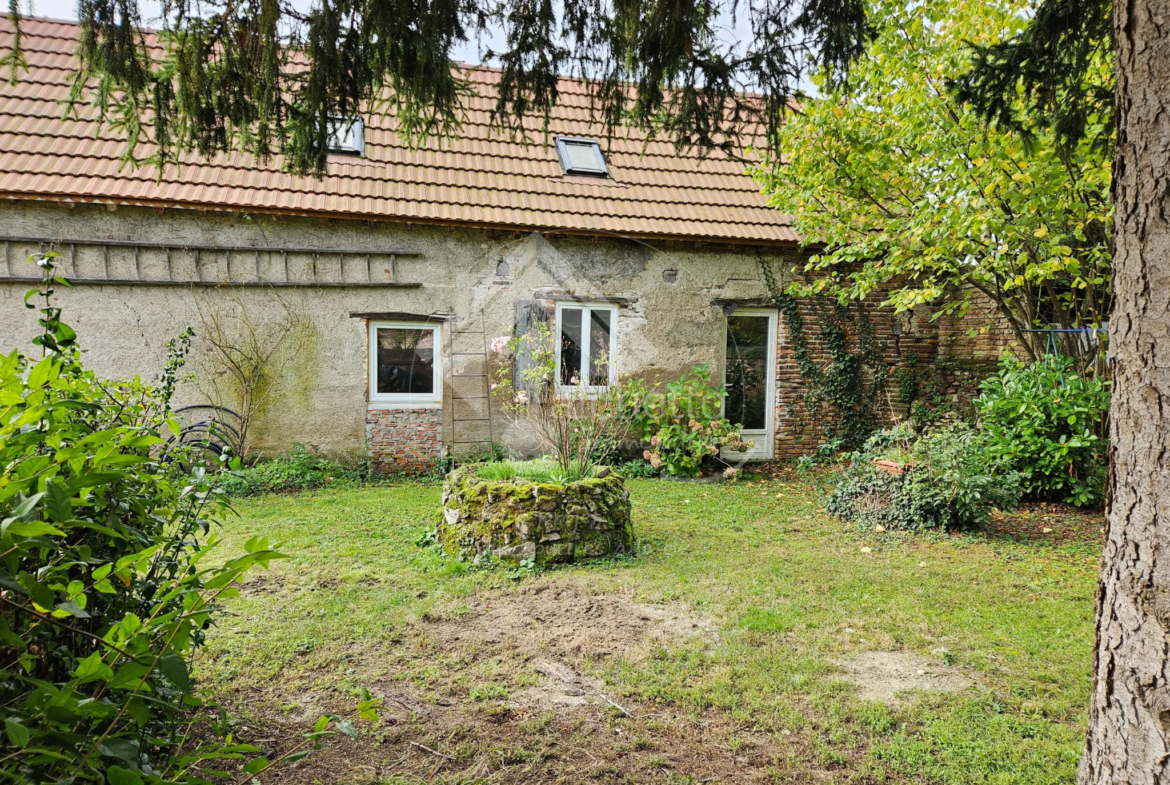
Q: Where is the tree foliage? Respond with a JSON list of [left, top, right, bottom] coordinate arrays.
[[3, 0, 870, 175], [954, 0, 1113, 150], [754, 0, 1113, 359]]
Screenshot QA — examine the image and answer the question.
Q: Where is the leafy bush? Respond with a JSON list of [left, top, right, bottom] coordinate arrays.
[[825, 423, 1021, 531], [474, 459, 595, 484], [623, 365, 751, 477], [491, 323, 627, 479], [218, 444, 366, 496], [1, 264, 375, 784], [975, 355, 1110, 507]]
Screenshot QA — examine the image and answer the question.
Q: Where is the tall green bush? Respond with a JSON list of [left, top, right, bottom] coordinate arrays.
[[975, 355, 1110, 507], [825, 423, 1021, 531], [1, 261, 374, 784]]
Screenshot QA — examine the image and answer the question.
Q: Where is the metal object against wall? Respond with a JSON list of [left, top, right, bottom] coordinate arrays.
[[0, 236, 423, 288]]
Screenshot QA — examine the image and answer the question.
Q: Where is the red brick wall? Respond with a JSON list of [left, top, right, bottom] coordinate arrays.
[[772, 292, 939, 460], [938, 288, 1030, 364], [771, 286, 1021, 461], [367, 408, 443, 474]]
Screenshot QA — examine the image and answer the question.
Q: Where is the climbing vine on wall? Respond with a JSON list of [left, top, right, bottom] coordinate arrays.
[[759, 258, 888, 449]]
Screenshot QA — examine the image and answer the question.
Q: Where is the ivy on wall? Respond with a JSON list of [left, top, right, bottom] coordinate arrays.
[[759, 258, 888, 449]]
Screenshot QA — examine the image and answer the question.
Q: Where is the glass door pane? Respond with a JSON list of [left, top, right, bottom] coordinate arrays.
[[725, 314, 771, 430], [588, 309, 613, 385], [560, 308, 583, 385]]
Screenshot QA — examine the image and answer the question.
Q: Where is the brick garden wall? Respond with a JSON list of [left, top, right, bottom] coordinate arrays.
[[771, 286, 1024, 461], [933, 288, 1031, 408], [367, 408, 443, 474]]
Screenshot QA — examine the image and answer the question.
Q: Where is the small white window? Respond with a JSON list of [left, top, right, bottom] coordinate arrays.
[[368, 321, 441, 404], [555, 136, 609, 177], [328, 116, 364, 155], [555, 302, 618, 392]]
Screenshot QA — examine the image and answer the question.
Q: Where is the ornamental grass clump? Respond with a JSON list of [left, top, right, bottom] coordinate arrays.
[[474, 459, 595, 484]]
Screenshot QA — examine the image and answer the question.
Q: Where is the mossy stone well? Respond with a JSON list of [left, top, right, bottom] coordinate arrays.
[[438, 466, 635, 565]]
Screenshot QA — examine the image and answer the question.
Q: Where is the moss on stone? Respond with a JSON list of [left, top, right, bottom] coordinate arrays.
[[438, 467, 635, 566]]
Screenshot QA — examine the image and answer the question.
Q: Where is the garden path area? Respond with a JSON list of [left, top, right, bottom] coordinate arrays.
[[202, 476, 1103, 785]]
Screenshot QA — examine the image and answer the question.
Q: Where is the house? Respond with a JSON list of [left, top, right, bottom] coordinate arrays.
[[0, 17, 1012, 471]]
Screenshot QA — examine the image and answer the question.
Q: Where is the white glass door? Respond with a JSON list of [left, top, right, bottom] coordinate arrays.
[[722, 309, 777, 461]]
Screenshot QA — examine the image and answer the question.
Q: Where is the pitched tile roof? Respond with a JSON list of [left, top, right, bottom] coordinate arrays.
[[0, 16, 799, 244]]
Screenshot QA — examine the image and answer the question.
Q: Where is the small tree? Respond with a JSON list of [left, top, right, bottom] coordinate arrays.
[[755, 0, 1113, 364], [490, 323, 627, 480], [193, 289, 312, 458]]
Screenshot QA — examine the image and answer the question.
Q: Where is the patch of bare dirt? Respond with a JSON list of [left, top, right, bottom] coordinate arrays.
[[230, 582, 859, 784], [239, 572, 286, 597], [510, 657, 609, 711], [984, 502, 1105, 545], [248, 681, 842, 785], [834, 651, 971, 705], [419, 581, 717, 663]]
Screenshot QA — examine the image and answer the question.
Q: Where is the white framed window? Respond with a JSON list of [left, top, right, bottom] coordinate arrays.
[[555, 302, 618, 393], [328, 116, 365, 155], [368, 321, 441, 404]]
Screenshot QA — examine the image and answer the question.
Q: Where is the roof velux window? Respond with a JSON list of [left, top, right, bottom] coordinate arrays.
[[555, 137, 609, 177], [327, 116, 364, 155]]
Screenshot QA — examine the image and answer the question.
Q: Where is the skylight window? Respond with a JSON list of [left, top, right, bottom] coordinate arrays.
[[555, 137, 609, 177], [327, 116, 364, 155]]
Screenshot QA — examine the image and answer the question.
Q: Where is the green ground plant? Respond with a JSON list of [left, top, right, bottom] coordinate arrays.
[[826, 422, 1022, 530], [975, 354, 1110, 507], [219, 443, 368, 496]]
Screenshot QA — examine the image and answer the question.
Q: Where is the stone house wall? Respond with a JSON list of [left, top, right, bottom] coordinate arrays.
[[0, 200, 799, 470], [0, 200, 1020, 469]]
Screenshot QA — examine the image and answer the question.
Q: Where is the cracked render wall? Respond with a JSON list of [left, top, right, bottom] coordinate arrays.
[[0, 201, 806, 466]]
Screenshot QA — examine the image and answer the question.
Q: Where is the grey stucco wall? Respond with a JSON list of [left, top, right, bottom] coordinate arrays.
[[0, 200, 799, 461]]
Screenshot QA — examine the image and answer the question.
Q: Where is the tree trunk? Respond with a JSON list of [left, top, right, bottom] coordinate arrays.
[[1080, 1, 1170, 782]]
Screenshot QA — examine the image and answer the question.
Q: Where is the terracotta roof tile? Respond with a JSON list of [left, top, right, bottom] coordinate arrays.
[[0, 16, 798, 244]]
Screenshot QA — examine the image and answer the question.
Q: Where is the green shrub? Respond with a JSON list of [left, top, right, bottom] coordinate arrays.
[[975, 354, 1110, 507], [825, 423, 1021, 530], [0, 272, 258, 781], [623, 365, 750, 478], [1, 264, 376, 784], [219, 444, 366, 496]]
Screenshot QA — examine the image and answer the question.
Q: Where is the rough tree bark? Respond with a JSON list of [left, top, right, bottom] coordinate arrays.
[[1080, 1, 1170, 782]]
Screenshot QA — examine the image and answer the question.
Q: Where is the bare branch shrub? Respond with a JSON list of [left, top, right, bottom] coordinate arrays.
[[192, 289, 313, 458]]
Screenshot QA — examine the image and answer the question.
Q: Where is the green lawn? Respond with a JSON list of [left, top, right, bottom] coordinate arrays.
[[202, 476, 1100, 784]]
